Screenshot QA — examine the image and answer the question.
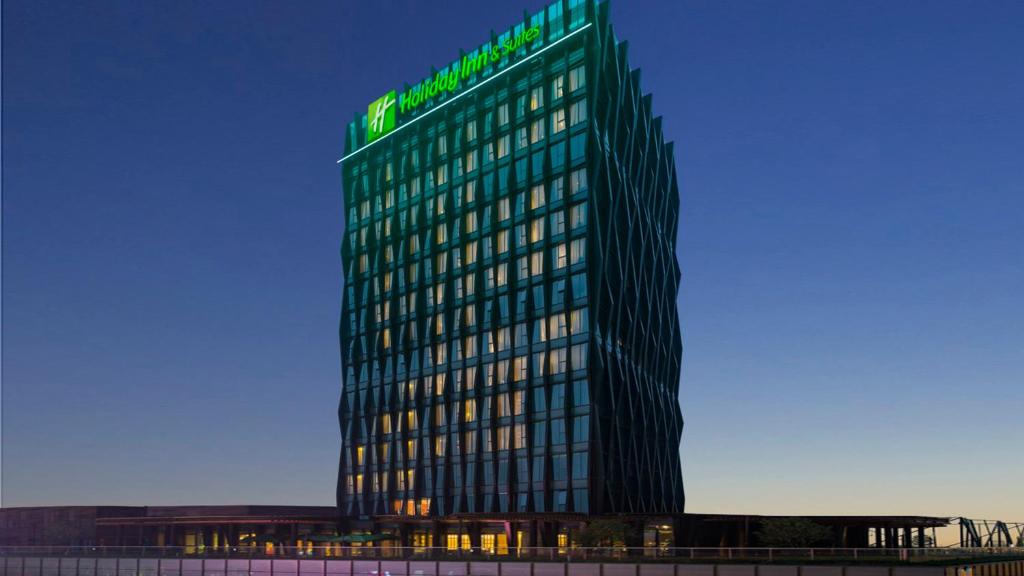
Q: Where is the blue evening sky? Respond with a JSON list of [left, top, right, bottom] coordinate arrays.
[[3, 0, 1021, 532]]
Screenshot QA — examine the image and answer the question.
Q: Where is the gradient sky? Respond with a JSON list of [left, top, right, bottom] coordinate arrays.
[[3, 0, 1022, 537]]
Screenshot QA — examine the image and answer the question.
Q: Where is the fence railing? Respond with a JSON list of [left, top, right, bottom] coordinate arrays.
[[1, 546, 1022, 563]]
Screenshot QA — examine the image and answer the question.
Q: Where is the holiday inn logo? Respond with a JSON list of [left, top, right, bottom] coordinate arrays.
[[360, 23, 544, 147], [366, 90, 396, 143]]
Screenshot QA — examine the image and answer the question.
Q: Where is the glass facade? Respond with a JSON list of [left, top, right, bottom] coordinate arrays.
[[338, 0, 683, 521]]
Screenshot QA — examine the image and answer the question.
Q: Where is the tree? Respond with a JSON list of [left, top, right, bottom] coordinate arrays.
[[755, 518, 834, 548], [576, 519, 632, 547]]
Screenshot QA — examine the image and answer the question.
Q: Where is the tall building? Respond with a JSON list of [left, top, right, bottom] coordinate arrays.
[[338, 0, 683, 548]]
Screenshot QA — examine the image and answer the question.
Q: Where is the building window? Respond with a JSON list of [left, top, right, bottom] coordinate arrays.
[[531, 184, 546, 209], [530, 119, 545, 143], [551, 419, 566, 445], [516, 126, 529, 150], [498, 197, 511, 221], [552, 75, 565, 100], [530, 86, 543, 110], [570, 308, 588, 334], [570, 132, 586, 162], [550, 347, 567, 374], [572, 379, 589, 406], [554, 243, 567, 269], [530, 217, 545, 243], [571, 453, 589, 482], [497, 229, 510, 253], [497, 426, 511, 450], [552, 313, 569, 336], [570, 203, 587, 229], [550, 211, 565, 236], [552, 108, 566, 134], [570, 99, 587, 125], [571, 343, 587, 370], [569, 65, 586, 92], [530, 251, 544, 276]]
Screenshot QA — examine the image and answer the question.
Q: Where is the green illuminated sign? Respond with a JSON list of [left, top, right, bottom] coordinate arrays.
[[366, 90, 396, 142], [364, 24, 541, 144]]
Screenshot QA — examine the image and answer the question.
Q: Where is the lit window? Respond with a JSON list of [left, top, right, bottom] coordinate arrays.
[[531, 251, 544, 276], [515, 423, 527, 449], [497, 135, 510, 158], [552, 75, 565, 100], [530, 119, 545, 143], [514, 356, 527, 381], [531, 184, 546, 209], [551, 108, 566, 134], [530, 217, 545, 243], [549, 313, 568, 338], [554, 243, 567, 269], [498, 103, 509, 126], [513, 390, 525, 415], [530, 86, 543, 110]]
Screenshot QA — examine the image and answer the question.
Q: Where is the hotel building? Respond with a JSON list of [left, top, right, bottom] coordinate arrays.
[[338, 0, 684, 548]]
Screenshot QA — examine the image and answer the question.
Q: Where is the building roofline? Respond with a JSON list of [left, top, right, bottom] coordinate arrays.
[[337, 23, 593, 165]]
